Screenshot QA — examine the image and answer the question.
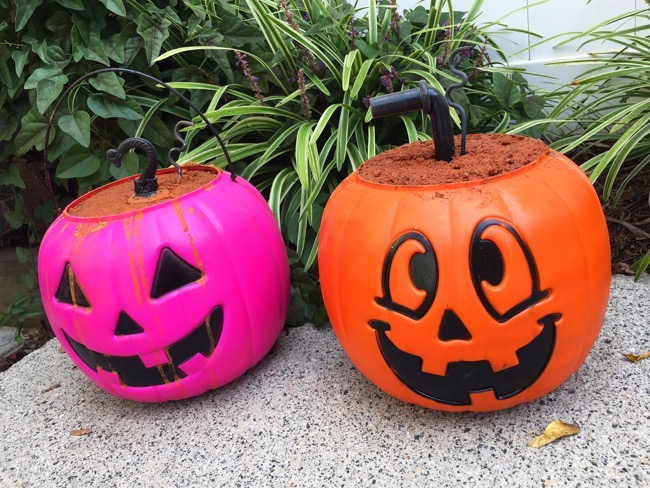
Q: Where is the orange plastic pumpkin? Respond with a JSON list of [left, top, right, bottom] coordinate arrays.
[[318, 143, 611, 412]]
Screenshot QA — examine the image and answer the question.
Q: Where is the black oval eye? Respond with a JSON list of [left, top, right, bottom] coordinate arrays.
[[471, 239, 504, 287], [376, 231, 438, 320], [470, 219, 548, 322]]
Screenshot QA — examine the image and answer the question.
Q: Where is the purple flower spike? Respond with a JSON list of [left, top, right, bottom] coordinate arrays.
[[235, 50, 264, 104]]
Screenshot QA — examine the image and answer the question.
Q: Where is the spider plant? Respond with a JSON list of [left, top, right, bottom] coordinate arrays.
[[157, 0, 546, 273], [539, 5, 650, 279]]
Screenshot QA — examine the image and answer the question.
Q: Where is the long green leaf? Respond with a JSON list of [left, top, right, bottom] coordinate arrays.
[[310, 104, 340, 144], [269, 167, 299, 223], [336, 92, 352, 170], [295, 122, 316, 188], [631, 251, 650, 281], [367, 125, 376, 159], [135, 98, 167, 139], [241, 123, 302, 179], [265, 14, 342, 83], [156, 46, 286, 92], [368, 0, 377, 45], [247, 0, 297, 74], [399, 115, 418, 143], [342, 50, 359, 91], [350, 59, 373, 99], [203, 105, 304, 122]]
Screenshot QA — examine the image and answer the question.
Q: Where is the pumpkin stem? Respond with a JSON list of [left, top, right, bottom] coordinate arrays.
[[107, 137, 161, 198], [370, 81, 455, 162]]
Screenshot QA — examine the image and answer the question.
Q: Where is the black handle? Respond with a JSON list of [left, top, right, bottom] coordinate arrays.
[[370, 81, 455, 162], [43, 68, 237, 205], [445, 46, 474, 155]]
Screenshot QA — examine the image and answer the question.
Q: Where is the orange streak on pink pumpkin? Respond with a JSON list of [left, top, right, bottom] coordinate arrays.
[[133, 211, 148, 299], [124, 216, 144, 305], [172, 200, 204, 285]]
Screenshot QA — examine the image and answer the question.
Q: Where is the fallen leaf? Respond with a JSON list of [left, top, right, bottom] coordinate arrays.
[[41, 383, 61, 393], [623, 351, 650, 363], [57, 346, 65, 354], [69, 428, 92, 437], [528, 420, 579, 448]]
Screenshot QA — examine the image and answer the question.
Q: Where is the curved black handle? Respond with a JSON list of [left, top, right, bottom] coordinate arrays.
[[107, 137, 161, 197], [168, 120, 195, 168], [445, 46, 474, 155], [370, 80, 455, 162], [43, 67, 237, 205]]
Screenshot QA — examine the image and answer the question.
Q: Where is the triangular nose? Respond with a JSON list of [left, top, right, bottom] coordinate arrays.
[[115, 311, 145, 336], [438, 309, 472, 341]]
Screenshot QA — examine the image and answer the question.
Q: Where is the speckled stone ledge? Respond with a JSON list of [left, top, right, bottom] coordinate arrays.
[[1, 275, 649, 487]]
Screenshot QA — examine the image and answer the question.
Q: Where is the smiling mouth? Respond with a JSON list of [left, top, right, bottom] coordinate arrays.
[[63, 306, 223, 387], [369, 313, 559, 406]]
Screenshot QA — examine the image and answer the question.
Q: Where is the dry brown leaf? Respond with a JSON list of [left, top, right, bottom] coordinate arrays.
[[528, 420, 580, 448], [623, 351, 650, 363], [41, 383, 61, 393], [57, 346, 65, 354], [69, 428, 92, 437]]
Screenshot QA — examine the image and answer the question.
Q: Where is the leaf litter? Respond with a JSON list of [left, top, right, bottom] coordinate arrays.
[[528, 420, 580, 448]]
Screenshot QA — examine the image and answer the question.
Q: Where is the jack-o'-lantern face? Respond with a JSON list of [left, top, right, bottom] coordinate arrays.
[[38, 167, 290, 402], [369, 218, 560, 406], [318, 149, 611, 412], [55, 248, 223, 387]]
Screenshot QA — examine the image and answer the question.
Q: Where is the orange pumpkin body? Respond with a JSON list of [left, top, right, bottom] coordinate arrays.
[[319, 146, 610, 412]]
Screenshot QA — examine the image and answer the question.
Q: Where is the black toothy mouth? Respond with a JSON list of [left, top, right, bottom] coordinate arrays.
[[63, 306, 223, 387], [369, 313, 559, 406]]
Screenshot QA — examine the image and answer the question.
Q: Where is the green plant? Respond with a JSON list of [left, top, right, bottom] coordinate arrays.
[[0, 0, 214, 216], [0, 0, 550, 328], [0, 247, 43, 335], [535, 5, 650, 279], [158, 0, 547, 273]]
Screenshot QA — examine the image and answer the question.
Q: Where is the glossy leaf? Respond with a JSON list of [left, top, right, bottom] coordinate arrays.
[[87, 94, 144, 120], [15, 109, 52, 154], [58, 111, 91, 147], [492, 73, 521, 107], [89, 72, 126, 99], [56, 149, 101, 179], [136, 13, 171, 66], [36, 79, 64, 114], [99, 0, 126, 16], [15, 0, 44, 31]]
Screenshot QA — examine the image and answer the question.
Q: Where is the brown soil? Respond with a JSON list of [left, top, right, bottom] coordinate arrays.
[[359, 134, 549, 186], [68, 167, 218, 218], [599, 168, 650, 275]]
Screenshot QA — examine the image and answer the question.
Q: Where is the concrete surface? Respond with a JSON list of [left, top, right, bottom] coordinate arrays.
[[1, 275, 649, 487]]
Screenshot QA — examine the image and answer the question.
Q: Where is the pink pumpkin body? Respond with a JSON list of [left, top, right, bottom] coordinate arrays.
[[38, 166, 289, 402]]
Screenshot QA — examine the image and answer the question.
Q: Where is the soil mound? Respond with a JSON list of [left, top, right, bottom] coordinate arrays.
[[68, 166, 217, 217], [358, 134, 549, 186]]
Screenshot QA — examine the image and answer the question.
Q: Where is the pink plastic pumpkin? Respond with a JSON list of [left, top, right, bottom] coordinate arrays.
[[38, 166, 289, 402]]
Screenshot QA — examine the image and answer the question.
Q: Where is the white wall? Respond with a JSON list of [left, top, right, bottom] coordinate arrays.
[[355, 0, 644, 87]]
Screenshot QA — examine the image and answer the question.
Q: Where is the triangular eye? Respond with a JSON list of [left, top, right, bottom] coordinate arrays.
[[115, 311, 145, 336], [56, 263, 91, 308], [151, 248, 202, 299]]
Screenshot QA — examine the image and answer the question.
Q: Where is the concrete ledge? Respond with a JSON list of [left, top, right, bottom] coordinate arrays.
[[1, 275, 649, 487]]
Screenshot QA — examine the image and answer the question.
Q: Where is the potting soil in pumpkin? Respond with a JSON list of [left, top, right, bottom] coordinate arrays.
[[69, 167, 217, 217], [359, 134, 549, 185]]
